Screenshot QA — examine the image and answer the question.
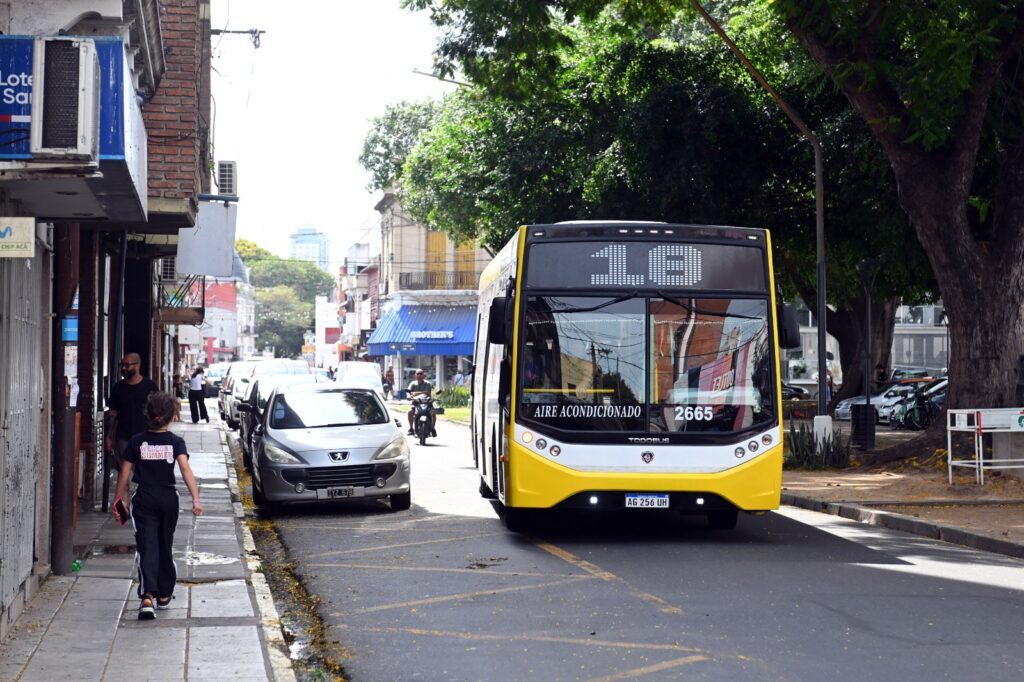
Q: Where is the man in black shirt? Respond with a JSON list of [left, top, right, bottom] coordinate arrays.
[[105, 353, 159, 467]]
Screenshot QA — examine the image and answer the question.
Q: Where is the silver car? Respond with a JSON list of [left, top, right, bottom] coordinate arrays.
[[251, 384, 410, 511]]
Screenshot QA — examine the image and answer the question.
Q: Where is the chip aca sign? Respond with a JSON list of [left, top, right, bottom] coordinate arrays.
[[0, 217, 34, 257]]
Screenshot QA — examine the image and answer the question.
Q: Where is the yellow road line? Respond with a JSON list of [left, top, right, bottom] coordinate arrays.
[[534, 541, 683, 615], [585, 654, 710, 681], [332, 576, 592, 616], [305, 562, 551, 577]]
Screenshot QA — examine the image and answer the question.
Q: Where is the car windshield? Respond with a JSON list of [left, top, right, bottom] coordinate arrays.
[[517, 295, 775, 434], [269, 390, 388, 429]]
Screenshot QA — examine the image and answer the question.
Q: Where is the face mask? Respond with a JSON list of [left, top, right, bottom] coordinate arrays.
[[121, 365, 137, 379]]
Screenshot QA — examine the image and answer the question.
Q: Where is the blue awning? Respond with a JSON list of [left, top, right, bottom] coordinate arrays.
[[368, 305, 477, 356]]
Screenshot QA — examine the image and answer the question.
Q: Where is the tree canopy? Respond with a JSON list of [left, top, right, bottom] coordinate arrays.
[[234, 239, 333, 357], [402, 0, 1024, 409], [254, 286, 312, 358]]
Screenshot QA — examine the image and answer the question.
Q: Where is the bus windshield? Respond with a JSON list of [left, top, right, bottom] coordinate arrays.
[[517, 295, 775, 434]]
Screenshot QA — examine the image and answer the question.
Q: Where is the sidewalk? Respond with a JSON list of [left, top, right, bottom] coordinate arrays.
[[0, 416, 295, 681], [783, 464, 1024, 559]]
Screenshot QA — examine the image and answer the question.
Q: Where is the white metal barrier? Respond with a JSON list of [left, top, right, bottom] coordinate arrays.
[[947, 408, 1024, 484]]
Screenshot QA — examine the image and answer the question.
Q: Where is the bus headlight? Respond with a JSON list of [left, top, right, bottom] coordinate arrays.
[[762, 434, 773, 446], [734, 447, 746, 458]]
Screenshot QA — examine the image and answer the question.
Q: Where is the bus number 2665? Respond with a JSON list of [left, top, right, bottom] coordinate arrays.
[[675, 406, 713, 421]]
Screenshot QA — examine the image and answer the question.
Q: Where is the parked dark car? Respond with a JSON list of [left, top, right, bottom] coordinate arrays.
[[239, 374, 325, 468], [781, 382, 810, 400]]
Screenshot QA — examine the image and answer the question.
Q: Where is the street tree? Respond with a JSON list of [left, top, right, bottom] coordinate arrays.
[[236, 239, 274, 265], [396, 4, 935, 402], [359, 99, 441, 191], [404, 0, 1021, 410], [249, 257, 335, 303], [254, 286, 313, 358]]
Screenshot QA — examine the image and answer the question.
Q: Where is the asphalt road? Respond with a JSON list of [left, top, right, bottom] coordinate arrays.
[[267, 420, 1024, 681]]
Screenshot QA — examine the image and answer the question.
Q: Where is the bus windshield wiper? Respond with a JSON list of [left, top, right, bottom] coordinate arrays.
[[655, 290, 764, 321], [547, 291, 640, 314]]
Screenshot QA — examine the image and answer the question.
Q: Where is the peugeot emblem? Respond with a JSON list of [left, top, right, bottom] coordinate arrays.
[[641, 451, 654, 464], [329, 451, 348, 462]]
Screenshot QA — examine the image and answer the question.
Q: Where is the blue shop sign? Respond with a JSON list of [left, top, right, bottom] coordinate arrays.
[[61, 316, 78, 342]]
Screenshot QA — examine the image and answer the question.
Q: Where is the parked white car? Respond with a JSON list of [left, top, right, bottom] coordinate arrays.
[[335, 361, 385, 396], [834, 384, 914, 423]]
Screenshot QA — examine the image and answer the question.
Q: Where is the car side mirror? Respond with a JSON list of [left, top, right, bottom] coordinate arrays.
[[395, 419, 402, 429], [236, 403, 252, 413]]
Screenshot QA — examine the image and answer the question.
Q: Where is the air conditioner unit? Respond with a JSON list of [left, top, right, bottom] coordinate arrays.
[[30, 37, 101, 160], [217, 161, 238, 195]]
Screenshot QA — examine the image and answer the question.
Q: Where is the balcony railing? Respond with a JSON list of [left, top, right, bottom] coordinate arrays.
[[155, 274, 205, 325], [398, 271, 478, 291]]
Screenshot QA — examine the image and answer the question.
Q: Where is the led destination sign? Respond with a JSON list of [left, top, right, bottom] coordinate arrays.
[[525, 241, 766, 291]]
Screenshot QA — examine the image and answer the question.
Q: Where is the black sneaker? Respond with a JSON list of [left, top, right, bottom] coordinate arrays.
[[156, 596, 173, 610], [139, 597, 156, 620], [431, 429, 437, 437], [406, 429, 414, 436]]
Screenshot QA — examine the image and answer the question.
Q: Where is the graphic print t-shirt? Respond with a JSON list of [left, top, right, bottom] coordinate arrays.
[[124, 431, 188, 487]]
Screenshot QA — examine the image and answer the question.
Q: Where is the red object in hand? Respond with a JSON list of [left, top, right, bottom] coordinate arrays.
[[113, 497, 129, 526]]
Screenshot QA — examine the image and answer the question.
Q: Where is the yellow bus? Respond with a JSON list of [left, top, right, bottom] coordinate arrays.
[[471, 221, 800, 531]]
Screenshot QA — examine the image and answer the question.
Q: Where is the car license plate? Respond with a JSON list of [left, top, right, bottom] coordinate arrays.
[[625, 493, 669, 509], [322, 487, 356, 499]]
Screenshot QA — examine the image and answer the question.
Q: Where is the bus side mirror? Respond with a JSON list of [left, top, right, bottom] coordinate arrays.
[[779, 304, 800, 349], [488, 297, 508, 344]]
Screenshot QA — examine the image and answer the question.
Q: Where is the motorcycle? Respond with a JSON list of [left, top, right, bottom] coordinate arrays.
[[409, 396, 444, 445], [890, 387, 938, 431]]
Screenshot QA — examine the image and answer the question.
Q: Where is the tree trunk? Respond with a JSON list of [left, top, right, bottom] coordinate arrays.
[[895, 178, 1024, 412]]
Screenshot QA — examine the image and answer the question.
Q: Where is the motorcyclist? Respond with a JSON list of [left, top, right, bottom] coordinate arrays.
[[406, 369, 436, 437]]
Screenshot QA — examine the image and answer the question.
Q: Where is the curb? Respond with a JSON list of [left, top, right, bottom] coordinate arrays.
[[222, 438, 297, 682], [782, 493, 1024, 560]]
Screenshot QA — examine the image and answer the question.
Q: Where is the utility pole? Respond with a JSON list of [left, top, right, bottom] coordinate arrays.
[[689, 1, 832, 439]]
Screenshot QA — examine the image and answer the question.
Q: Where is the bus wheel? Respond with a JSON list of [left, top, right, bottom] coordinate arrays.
[[707, 509, 738, 530], [503, 506, 531, 532]]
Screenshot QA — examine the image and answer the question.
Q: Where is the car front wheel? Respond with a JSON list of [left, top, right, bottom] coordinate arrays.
[[390, 491, 411, 511]]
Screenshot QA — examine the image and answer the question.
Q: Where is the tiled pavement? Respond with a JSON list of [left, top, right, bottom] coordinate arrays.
[[0, 416, 294, 681]]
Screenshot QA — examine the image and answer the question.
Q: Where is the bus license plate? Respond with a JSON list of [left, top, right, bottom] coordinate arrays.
[[625, 493, 669, 509], [323, 487, 355, 499]]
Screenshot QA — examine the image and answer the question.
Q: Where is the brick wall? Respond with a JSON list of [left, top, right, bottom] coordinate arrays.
[[143, 0, 204, 204]]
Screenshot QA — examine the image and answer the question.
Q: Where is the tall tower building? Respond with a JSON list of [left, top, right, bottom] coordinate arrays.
[[290, 226, 330, 271]]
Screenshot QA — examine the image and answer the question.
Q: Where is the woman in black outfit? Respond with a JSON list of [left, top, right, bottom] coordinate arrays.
[[114, 392, 203, 619], [187, 367, 209, 423]]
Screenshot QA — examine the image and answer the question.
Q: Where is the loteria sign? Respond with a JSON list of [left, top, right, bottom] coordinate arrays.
[[0, 217, 34, 257]]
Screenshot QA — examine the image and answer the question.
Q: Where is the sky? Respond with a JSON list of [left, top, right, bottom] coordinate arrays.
[[210, 1, 458, 268]]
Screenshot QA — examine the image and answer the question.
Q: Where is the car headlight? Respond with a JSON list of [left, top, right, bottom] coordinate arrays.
[[264, 443, 302, 464], [373, 437, 410, 461]]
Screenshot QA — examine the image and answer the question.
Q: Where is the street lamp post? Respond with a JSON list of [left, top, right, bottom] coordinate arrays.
[[689, 1, 831, 439], [855, 258, 879, 448]]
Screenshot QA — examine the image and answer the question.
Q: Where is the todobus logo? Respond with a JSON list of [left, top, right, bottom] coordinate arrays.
[[0, 225, 13, 238]]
